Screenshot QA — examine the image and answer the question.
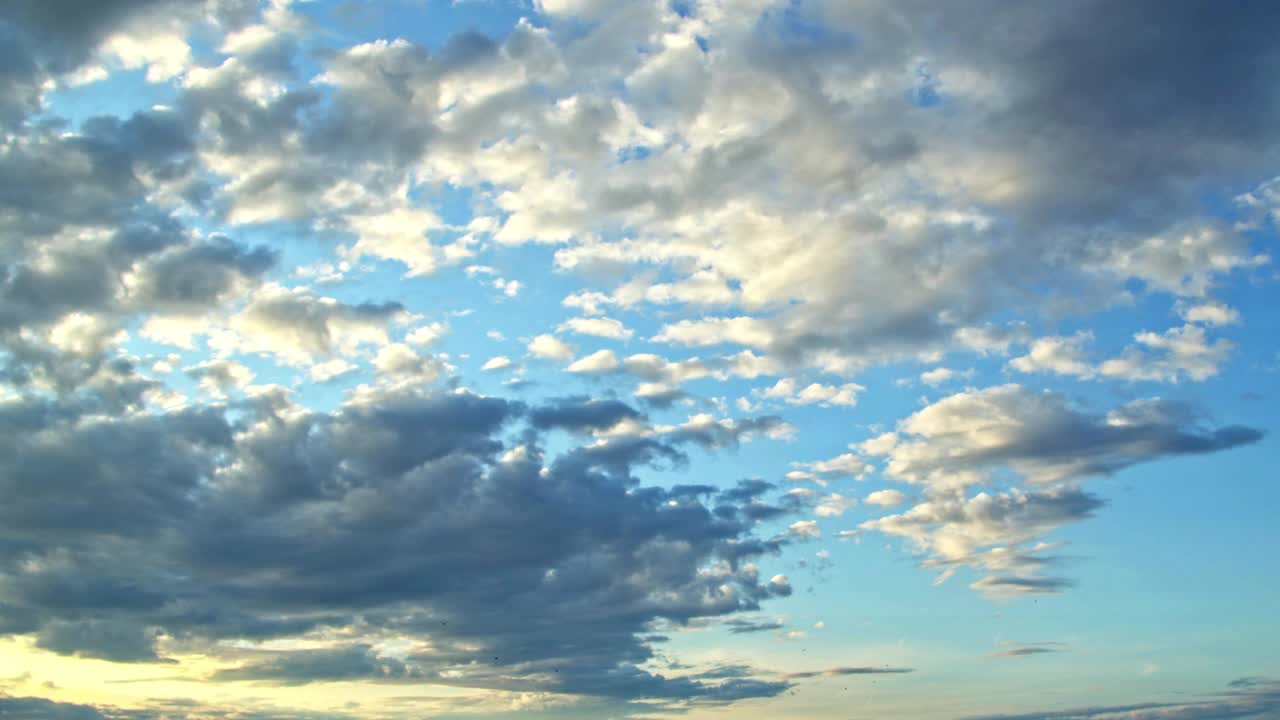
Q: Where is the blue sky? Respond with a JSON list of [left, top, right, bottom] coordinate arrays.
[[0, 1, 1278, 718]]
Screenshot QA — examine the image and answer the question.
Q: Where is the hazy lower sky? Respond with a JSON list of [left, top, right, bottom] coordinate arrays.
[[1, 1, 1278, 718]]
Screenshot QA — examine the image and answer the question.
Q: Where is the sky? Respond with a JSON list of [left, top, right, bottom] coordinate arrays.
[[0, 0, 1278, 718]]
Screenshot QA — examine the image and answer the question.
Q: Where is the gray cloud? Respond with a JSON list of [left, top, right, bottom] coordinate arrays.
[[529, 396, 643, 433], [722, 617, 784, 634], [989, 642, 1068, 659], [212, 644, 419, 685], [782, 666, 914, 680], [957, 678, 1280, 720], [0, 386, 802, 705], [34, 620, 167, 664]]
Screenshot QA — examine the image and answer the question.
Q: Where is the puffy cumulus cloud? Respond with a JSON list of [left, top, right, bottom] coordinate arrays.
[[405, 321, 448, 346], [1099, 324, 1235, 383], [659, 413, 795, 450], [813, 493, 858, 518], [527, 333, 575, 362], [195, 285, 409, 366], [185, 359, 256, 396], [850, 385, 1261, 595], [352, 343, 451, 400], [407, 0, 1273, 376], [0, 106, 289, 398], [920, 367, 970, 387], [1011, 325, 1235, 383], [481, 355, 516, 371], [654, 317, 775, 350], [623, 353, 713, 384], [787, 453, 869, 484], [864, 489, 907, 508], [558, 316, 634, 340], [340, 203, 454, 278], [529, 396, 642, 434], [567, 348, 619, 374], [862, 385, 1260, 489], [785, 521, 820, 540], [1009, 333, 1095, 379], [863, 488, 1101, 598], [5, 0, 1278, 392], [0, 383, 810, 708], [634, 381, 685, 408], [1091, 225, 1269, 299], [0, 0, 214, 127], [757, 378, 864, 407], [1178, 301, 1240, 327]]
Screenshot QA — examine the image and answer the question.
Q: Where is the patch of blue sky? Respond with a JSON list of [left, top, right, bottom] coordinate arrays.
[[909, 61, 942, 108], [615, 144, 652, 164], [297, 0, 531, 52], [755, 0, 857, 54], [41, 68, 178, 127]]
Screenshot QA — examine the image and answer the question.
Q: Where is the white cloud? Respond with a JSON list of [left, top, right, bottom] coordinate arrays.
[[493, 278, 523, 297], [310, 358, 356, 382], [406, 322, 448, 346], [1009, 332, 1095, 378], [758, 378, 864, 407], [567, 349, 619, 374], [920, 367, 970, 386], [1099, 324, 1233, 382], [343, 205, 446, 277], [786, 521, 821, 540], [815, 493, 858, 518], [790, 453, 869, 482], [482, 356, 516, 371], [559, 316, 634, 340], [865, 489, 908, 507], [1178, 301, 1240, 326], [527, 334, 576, 362], [856, 385, 1260, 594], [654, 317, 774, 349]]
